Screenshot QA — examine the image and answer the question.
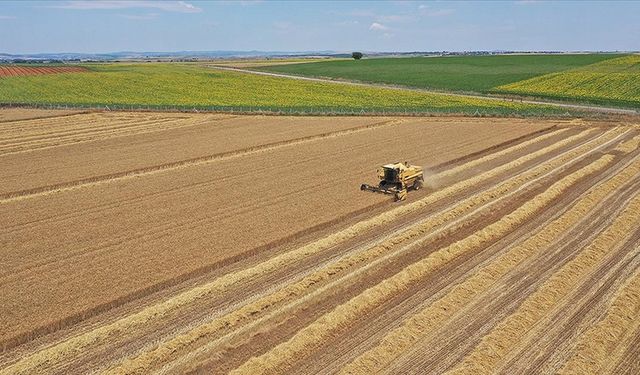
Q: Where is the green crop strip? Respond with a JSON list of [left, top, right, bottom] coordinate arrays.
[[256, 54, 622, 93], [0, 63, 568, 116]]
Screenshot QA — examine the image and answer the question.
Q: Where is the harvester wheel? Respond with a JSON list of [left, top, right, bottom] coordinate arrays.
[[413, 179, 424, 190]]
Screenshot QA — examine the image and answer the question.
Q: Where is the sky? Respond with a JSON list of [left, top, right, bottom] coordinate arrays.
[[1, 0, 639, 54]]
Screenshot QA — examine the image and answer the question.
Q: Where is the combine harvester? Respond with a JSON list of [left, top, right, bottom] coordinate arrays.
[[361, 162, 424, 201]]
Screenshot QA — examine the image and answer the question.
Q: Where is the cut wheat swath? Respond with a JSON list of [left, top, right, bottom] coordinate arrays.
[[229, 155, 614, 375], [1, 128, 594, 375], [446, 188, 640, 375], [340, 153, 640, 374], [557, 269, 640, 375], [104, 127, 613, 374]]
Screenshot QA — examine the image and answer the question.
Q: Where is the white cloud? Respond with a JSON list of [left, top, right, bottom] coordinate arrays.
[[51, 1, 202, 13], [369, 22, 389, 31]]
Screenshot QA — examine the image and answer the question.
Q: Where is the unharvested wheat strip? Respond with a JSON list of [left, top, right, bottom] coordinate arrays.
[[108, 127, 616, 374], [556, 269, 640, 375], [446, 191, 640, 375], [229, 156, 615, 375], [0, 130, 598, 375], [340, 154, 640, 374], [0, 118, 408, 203]]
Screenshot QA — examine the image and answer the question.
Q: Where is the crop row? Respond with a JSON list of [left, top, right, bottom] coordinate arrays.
[[230, 154, 615, 374], [448, 173, 640, 374], [342, 152, 640, 374]]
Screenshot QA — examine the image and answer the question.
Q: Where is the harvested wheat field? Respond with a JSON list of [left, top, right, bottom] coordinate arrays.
[[0, 110, 639, 375]]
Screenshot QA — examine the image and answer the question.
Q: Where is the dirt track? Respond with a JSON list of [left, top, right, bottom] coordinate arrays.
[[0, 110, 638, 374]]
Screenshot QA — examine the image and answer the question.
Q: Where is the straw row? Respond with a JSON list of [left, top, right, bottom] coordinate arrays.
[[341, 154, 640, 374], [229, 155, 614, 375], [557, 269, 640, 375], [1, 129, 594, 375], [447, 182, 640, 375], [105, 127, 612, 374]]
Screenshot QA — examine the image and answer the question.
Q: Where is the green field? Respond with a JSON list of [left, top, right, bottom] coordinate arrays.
[[494, 55, 640, 108], [256, 54, 622, 93], [0, 63, 564, 116]]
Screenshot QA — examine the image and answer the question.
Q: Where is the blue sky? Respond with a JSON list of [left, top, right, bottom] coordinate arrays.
[[1, 1, 638, 54]]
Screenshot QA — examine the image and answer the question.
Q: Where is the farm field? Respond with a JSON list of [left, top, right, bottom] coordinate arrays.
[[0, 65, 87, 77], [0, 63, 563, 116], [209, 57, 346, 68], [495, 55, 640, 108], [256, 54, 622, 93], [1, 109, 639, 374], [256, 54, 639, 109]]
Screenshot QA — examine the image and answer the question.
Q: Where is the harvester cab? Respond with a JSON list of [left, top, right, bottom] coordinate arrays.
[[361, 162, 424, 201]]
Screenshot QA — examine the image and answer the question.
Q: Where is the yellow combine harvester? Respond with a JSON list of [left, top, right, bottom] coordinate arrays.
[[360, 162, 424, 201]]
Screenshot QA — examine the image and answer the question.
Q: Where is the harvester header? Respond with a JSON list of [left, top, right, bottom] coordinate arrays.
[[361, 161, 424, 201]]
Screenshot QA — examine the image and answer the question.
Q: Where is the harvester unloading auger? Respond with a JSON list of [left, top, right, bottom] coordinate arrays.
[[361, 162, 424, 201]]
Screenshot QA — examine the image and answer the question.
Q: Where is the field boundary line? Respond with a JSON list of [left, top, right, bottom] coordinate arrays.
[[228, 155, 615, 375], [340, 153, 640, 374], [209, 66, 639, 115], [447, 187, 640, 375]]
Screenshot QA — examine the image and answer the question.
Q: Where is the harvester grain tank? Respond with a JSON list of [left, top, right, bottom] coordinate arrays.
[[360, 162, 424, 201]]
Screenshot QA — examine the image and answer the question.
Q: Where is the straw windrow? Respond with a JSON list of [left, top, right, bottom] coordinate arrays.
[[341, 155, 640, 374], [447, 187, 640, 375], [230, 155, 614, 375]]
